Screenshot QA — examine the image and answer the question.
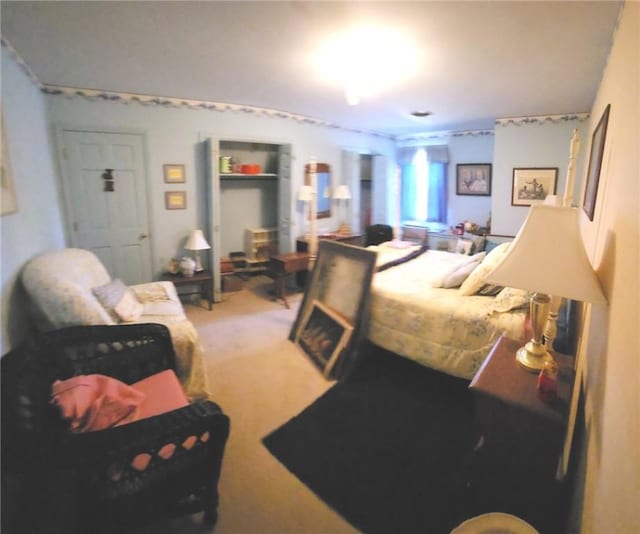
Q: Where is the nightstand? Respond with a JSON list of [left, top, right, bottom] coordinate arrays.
[[468, 336, 575, 532], [161, 270, 213, 310]]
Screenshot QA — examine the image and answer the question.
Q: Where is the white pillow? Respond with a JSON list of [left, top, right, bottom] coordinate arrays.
[[455, 239, 474, 255], [458, 242, 511, 296], [92, 278, 127, 321], [114, 290, 144, 322], [442, 258, 483, 288]]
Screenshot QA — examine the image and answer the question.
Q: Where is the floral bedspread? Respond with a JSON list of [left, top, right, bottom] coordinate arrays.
[[366, 250, 526, 379]]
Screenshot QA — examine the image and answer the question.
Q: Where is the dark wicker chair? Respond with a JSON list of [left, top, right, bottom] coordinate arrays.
[[1, 323, 230, 533]]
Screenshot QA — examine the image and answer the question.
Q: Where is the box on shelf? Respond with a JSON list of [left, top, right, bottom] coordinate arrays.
[[222, 273, 243, 292], [220, 257, 234, 273], [229, 251, 247, 269]]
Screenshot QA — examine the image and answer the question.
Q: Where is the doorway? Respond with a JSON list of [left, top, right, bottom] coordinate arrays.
[[58, 129, 152, 284]]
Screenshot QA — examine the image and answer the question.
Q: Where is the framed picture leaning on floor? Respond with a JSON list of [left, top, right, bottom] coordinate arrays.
[[290, 240, 377, 380], [296, 299, 353, 378]]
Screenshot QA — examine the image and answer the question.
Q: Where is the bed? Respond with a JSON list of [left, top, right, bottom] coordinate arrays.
[[365, 242, 529, 380]]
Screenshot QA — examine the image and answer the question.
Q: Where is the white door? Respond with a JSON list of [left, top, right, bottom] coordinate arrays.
[[60, 130, 152, 284]]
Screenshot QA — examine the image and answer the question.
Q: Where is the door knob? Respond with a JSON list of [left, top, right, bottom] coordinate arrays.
[[139, 233, 148, 240]]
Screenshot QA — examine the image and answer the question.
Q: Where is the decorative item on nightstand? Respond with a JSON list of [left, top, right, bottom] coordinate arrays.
[[184, 229, 211, 272], [333, 184, 352, 235], [485, 204, 606, 372], [179, 256, 196, 277]]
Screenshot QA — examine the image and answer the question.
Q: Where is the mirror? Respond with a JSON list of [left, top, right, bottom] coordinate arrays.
[[305, 162, 331, 219]]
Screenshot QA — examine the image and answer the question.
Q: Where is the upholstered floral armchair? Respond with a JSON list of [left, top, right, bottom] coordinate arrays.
[[21, 248, 210, 400]]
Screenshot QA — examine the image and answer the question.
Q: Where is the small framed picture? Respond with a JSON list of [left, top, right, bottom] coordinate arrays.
[[165, 191, 186, 210], [511, 167, 558, 206], [163, 164, 186, 184], [583, 104, 610, 221], [296, 299, 354, 378], [456, 163, 492, 196]]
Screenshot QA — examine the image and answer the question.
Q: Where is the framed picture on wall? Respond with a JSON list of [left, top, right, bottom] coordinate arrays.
[[511, 167, 558, 206], [582, 104, 610, 221], [456, 163, 492, 196], [163, 164, 186, 184], [165, 191, 186, 210]]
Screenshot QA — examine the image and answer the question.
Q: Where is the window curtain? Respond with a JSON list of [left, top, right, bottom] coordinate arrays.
[[398, 145, 448, 224], [427, 161, 447, 222]]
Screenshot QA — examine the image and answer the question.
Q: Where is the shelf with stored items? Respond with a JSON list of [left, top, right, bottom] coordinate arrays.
[[205, 136, 293, 303], [220, 173, 278, 180]]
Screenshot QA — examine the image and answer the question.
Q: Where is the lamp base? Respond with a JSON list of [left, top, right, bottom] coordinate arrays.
[[193, 252, 204, 272], [516, 341, 553, 372], [337, 222, 351, 235]]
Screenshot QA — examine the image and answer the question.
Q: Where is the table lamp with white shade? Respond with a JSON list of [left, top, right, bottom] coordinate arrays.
[[333, 184, 352, 235], [485, 204, 606, 372], [298, 185, 314, 239], [184, 229, 211, 272]]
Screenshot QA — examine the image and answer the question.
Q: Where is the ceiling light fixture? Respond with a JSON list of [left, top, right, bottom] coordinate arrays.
[[313, 24, 421, 106], [411, 110, 433, 118]]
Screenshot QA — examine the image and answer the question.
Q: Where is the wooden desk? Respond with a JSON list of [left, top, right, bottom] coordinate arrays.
[[268, 252, 309, 308], [161, 270, 213, 310], [296, 233, 363, 252], [295, 234, 362, 286]]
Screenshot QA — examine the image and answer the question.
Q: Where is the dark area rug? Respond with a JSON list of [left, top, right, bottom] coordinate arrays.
[[263, 343, 480, 534]]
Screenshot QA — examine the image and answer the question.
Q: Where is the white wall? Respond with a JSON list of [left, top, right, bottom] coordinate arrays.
[[447, 134, 494, 229], [492, 118, 589, 235], [574, 3, 639, 532], [45, 98, 395, 276], [0, 47, 67, 352]]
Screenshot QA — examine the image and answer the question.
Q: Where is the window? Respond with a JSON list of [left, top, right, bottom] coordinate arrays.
[[399, 146, 448, 225]]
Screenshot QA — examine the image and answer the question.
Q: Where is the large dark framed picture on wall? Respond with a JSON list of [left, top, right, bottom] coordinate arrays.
[[456, 163, 492, 196], [583, 104, 610, 221]]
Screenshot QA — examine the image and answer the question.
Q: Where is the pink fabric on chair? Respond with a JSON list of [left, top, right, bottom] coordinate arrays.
[[51, 369, 189, 437], [51, 375, 145, 432], [132, 369, 190, 419]]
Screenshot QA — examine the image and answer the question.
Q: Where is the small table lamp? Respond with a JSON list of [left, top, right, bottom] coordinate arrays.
[[184, 229, 211, 272], [333, 184, 352, 235], [299, 185, 314, 239], [485, 205, 606, 372]]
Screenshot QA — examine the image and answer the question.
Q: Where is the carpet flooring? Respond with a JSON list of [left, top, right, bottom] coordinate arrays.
[[263, 342, 480, 534]]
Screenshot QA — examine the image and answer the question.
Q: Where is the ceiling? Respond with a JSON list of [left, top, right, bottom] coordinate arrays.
[[1, 1, 622, 138]]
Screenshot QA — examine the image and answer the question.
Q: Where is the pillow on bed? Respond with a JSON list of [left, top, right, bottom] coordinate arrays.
[[458, 242, 511, 296], [491, 287, 531, 313], [441, 253, 486, 288]]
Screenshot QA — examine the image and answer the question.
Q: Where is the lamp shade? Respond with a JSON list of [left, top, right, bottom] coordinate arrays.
[[485, 205, 606, 304], [333, 184, 352, 200], [184, 229, 211, 251], [298, 185, 313, 202]]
